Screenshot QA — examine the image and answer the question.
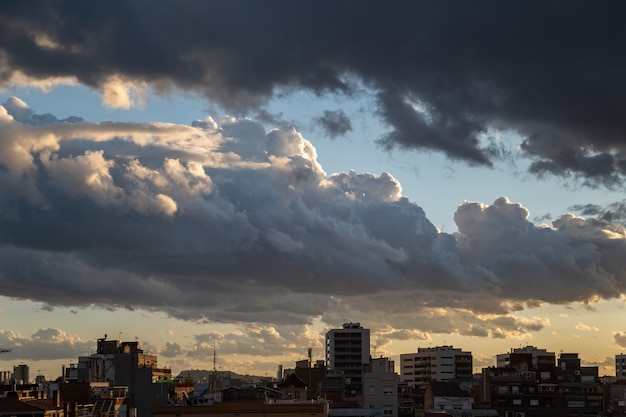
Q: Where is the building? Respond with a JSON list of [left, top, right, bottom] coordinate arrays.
[[496, 346, 555, 371], [0, 372, 11, 384], [65, 336, 171, 417], [154, 401, 329, 417], [362, 357, 398, 417], [277, 373, 307, 400], [477, 345, 559, 413], [325, 323, 370, 395], [423, 381, 472, 412], [13, 365, 29, 385], [292, 361, 327, 400], [556, 352, 601, 414], [400, 346, 472, 389], [478, 365, 558, 411], [617, 354, 626, 380], [556, 352, 598, 384], [0, 397, 46, 417]]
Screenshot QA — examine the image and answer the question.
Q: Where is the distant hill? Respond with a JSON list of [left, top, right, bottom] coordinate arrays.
[[175, 369, 268, 384]]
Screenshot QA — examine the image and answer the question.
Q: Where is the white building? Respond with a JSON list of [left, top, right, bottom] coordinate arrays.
[[400, 345, 472, 388], [325, 322, 370, 394], [363, 357, 399, 417]]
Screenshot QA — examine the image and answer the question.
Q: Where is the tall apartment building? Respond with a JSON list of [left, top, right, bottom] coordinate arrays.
[[325, 322, 370, 393], [400, 345, 472, 388], [13, 364, 29, 384], [66, 336, 171, 417], [0, 370, 11, 383], [496, 345, 555, 371], [616, 354, 626, 380]]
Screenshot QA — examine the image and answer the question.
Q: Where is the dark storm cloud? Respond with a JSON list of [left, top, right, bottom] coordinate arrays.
[[615, 332, 626, 349], [315, 110, 352, 139], [1, 98, 626, 336], [2, 1, 626, 183], [570, 201, 626, 225]]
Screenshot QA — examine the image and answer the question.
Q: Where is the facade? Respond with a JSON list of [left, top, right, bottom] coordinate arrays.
[[496, 346, 555, 371], [607, 381, 626, 414], [400, 346, 472, 389], [0, 397, 45, 417], [0, 372, 11, 384], [154, 401, 329, 417], [325, 323, 370, 394], [617, 354, 626, 380], [423, 381, 472, 411], [277, 373, 307, 400], [556, 352, 601, 414], [65, 336, 170, 417], [362, 357, 398, 417], [478, 350, 604, 416], [293, 364, 327, 401], [13, 365, 29, 385], [478, 365, 558, 410]]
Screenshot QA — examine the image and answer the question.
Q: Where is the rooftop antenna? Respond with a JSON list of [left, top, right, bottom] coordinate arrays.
[[213, 340, 217, 372]]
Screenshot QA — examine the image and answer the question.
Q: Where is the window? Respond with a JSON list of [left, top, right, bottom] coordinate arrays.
[[383, 407, 393, 415], [383, 385, 393, 395]]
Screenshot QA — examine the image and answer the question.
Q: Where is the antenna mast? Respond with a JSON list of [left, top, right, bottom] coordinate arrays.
[[213, 341, 217, 372]]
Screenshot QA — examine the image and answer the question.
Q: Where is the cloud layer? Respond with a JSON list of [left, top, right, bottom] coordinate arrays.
[[2, 1, 626, 184], [1, 98, 626, 343]]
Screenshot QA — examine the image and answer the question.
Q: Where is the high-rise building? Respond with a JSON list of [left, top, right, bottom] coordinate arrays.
[[13, 364, 29, 384], [0, 370, 11, 383], [66, 336, 171, 417], [325, 322, 370, 393], [400, 345, 472, 388], [616, 354, 626, 380]]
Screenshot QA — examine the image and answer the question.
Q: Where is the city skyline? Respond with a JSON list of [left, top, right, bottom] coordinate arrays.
[[0, 324, 621, 384], [1, 1, 626, 381]]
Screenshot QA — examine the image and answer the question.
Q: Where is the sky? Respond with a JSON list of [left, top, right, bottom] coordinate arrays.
[[1, 0, 626, 381]]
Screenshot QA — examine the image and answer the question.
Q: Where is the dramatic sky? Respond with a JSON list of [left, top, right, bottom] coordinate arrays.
[[2, 0, 626, 380]]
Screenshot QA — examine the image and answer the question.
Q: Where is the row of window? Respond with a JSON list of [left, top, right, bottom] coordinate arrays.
[[367, 385, 395, 395]]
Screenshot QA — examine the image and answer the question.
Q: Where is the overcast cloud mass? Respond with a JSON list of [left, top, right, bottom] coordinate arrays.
[[0, 95, 625, 338], [2, 1, 626, 183], [1, 1, 626, 368]]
